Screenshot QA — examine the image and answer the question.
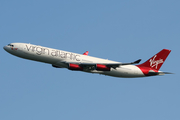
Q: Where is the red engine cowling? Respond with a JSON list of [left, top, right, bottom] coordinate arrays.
[[96, 64, 110, 71], [68, 63, 83, 71]]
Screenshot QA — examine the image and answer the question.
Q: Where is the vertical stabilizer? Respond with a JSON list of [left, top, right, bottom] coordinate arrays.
[[137, 49, 171, 71]]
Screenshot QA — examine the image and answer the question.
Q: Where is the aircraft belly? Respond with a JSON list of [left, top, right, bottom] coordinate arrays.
[[102, 65, 145, 78]]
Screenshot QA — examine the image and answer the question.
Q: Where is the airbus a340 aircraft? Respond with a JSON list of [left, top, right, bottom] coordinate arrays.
[[4, 43, 172, 78]]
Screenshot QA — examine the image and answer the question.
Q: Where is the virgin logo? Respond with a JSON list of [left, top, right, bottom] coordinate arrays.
[[149, 55, 164, 69]]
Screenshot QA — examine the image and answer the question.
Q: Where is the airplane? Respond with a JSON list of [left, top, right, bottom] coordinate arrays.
[[3, 43, 172, 78]]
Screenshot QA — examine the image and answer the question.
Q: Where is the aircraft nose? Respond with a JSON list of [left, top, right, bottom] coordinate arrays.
[[3, 45, 10, 52], [3, 46, 8, 51]]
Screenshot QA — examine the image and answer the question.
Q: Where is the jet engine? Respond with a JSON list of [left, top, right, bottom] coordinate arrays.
[[68, 63, 83, 71], [96, 64, 110, 71]]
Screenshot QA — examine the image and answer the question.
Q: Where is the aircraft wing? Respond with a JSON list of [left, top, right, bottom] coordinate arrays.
[[61, 59, 141, 70], [105, 59, 141, 68]]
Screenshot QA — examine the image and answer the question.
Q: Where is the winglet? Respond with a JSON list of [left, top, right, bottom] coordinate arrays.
[[120, 59, 141, 65], [132, 59, 141, 64], [83, 51, 89, 55]]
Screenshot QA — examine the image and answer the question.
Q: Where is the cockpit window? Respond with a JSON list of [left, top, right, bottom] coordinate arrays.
[[8, 44, 14, 47]]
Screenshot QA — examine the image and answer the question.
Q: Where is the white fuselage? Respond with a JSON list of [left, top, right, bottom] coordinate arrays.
[[4, 43, 146, 78]]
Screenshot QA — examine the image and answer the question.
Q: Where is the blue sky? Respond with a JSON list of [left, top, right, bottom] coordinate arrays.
[[1, 0, 180, 120]]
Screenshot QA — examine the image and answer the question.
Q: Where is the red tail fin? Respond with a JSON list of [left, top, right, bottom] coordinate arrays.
[[137, 49, 171, 71]]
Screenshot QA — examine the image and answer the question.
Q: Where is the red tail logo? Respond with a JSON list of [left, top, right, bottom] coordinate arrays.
[[137, 49, 171, 71], [149, 54, 164, 69]]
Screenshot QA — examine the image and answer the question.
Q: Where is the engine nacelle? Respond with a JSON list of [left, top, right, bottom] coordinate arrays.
[[52, 64, 63, 68], [96, 64, 110, 71], [68, 63, 83, 71]]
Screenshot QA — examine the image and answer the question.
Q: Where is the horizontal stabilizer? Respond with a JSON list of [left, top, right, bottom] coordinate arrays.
[[159, 72, 174, 75], [148, 71, 174, 76]]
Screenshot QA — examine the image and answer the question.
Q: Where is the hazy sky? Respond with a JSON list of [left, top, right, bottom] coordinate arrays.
[[1, 0, 180, 120]]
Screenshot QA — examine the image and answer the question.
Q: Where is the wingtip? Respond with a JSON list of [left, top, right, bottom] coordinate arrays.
[[83, 51, 89, 55]]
